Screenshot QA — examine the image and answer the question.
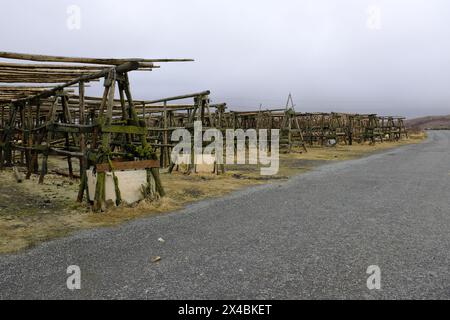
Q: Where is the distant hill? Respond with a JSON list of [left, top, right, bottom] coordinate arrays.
[[405, 115, 450, 130]]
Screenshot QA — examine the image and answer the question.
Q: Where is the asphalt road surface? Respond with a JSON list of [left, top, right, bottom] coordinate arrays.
[[0, 131, 449, 300]]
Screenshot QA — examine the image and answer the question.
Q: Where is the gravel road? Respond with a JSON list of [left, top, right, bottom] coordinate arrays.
[[0, 131, 449, 299]]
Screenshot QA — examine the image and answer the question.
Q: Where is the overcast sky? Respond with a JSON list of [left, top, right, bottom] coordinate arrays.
[[1, 0, 449, 117]]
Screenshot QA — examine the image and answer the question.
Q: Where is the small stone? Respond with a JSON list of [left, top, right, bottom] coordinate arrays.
[[151, 256, 161, 263]]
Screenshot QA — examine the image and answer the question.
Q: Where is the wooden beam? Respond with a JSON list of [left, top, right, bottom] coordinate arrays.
[[0, 51, 192, 65], [0, 62, 107, 70], [102, 125, 146, 135], [13, 61, 140, 102], [143, 91, 211, 104], [96, 160, 160, 173]]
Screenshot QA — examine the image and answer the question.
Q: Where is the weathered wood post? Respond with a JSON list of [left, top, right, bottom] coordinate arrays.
[[77, 81, 89, 203]]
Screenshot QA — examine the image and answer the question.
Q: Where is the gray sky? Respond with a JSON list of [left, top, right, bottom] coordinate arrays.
[[1, 0, 449, 117]]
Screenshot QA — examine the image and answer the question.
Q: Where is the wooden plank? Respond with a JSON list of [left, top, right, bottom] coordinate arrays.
[[0, 52, 141, 65], [102, 125, 146, 135], [0, 51, 192, 65], [13, 62, 140, 102], [143, 91, 210, 104], [96, 160, 160, 173], [0, 62, 106, 70]]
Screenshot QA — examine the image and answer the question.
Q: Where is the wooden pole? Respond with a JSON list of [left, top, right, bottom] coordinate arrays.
[[0, 51, 189, 65]]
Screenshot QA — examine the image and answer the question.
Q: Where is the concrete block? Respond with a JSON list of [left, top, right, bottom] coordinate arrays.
[[87, 167, 148, 205]]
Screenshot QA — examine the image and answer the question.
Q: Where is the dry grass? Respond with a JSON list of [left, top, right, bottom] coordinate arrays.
[[299, 134, 426, 161], [0, 134, 426, 254]]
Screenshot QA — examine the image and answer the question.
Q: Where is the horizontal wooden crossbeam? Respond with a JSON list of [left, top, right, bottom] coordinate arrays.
[[96, 160, 160, 173]]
